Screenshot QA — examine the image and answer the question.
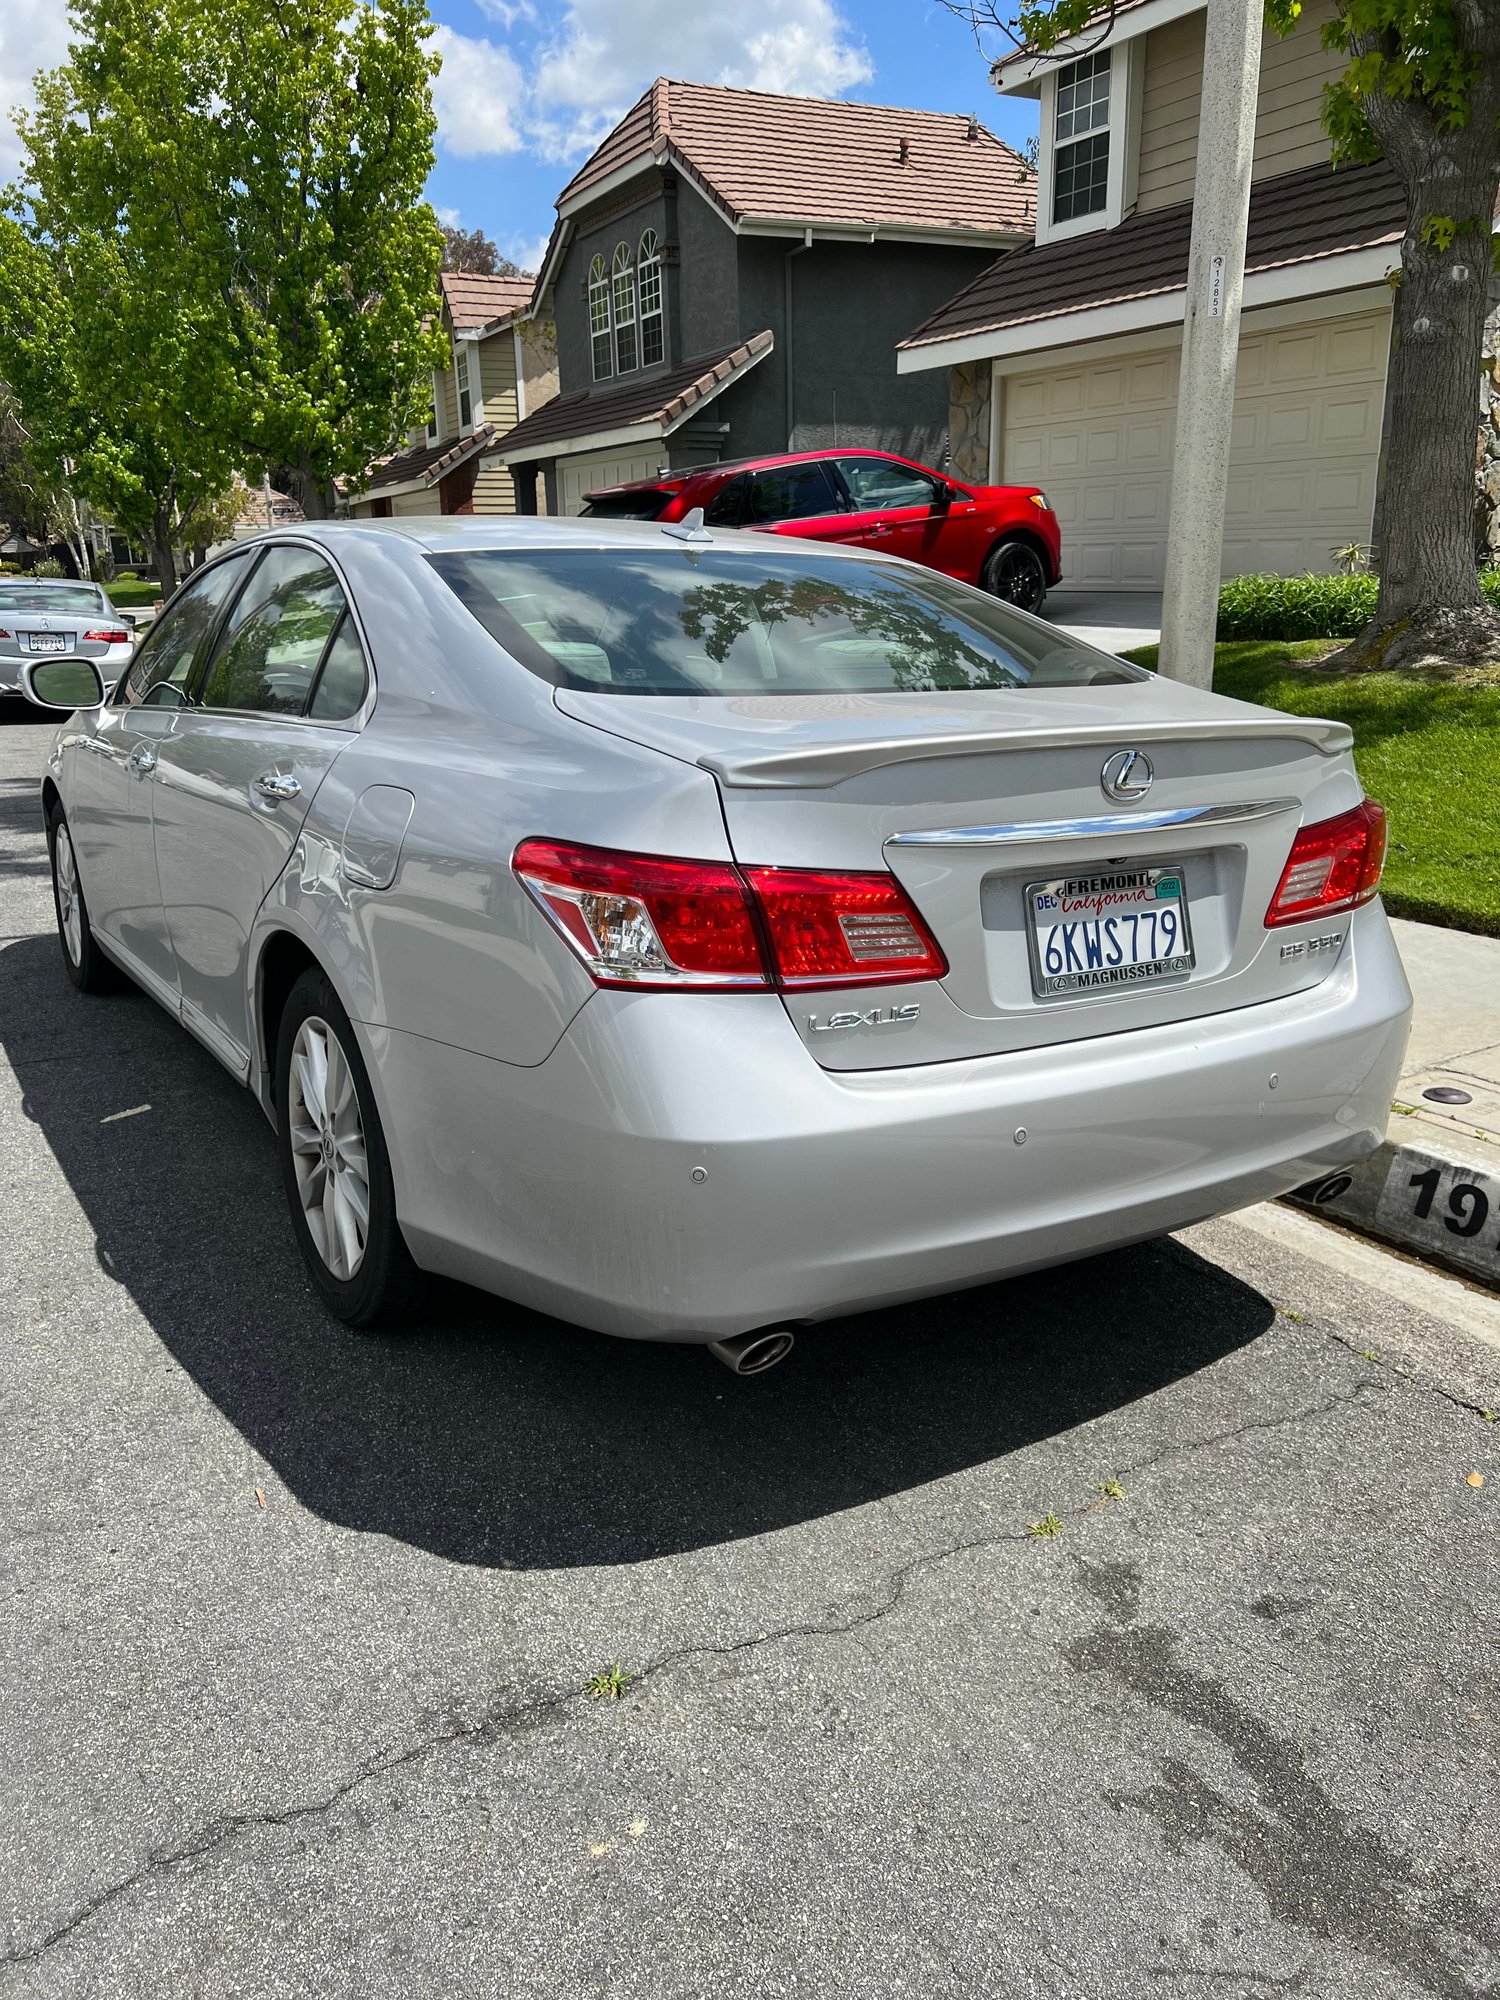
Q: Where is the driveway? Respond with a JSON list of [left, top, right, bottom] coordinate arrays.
[[1047, 590, 1163, 654], [1, 709, 1496, 1998]]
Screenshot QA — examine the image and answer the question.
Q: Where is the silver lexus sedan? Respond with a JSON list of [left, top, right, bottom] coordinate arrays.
[[30, 520, 1411, 1373]]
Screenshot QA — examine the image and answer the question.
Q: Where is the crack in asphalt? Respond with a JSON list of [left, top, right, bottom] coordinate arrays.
[[0, 1373, 1391, 1973], [1315, 1318, 1498, 1424]]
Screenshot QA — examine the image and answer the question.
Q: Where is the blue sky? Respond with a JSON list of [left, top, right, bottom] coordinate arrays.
[[421, 0, 1040, 272], [0, 0, 1039, 265]]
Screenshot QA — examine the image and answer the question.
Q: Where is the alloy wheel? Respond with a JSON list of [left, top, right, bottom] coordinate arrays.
[[990, 544, 1046, 612], [287, 1015, 370, 1281], [53, 822, 82, 966]]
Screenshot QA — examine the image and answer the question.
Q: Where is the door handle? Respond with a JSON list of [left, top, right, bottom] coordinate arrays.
[[253, 771, 301, 803], [128, 744, 157, 775]]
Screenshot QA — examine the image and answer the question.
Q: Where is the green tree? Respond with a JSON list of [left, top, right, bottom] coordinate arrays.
[[0, 219, 238, 591], [12, 0, 448, 521], [943, 0, 1500, 671]]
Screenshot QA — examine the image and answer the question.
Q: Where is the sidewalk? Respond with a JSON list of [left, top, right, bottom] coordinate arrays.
[[1288, 917, 1500, 1287]]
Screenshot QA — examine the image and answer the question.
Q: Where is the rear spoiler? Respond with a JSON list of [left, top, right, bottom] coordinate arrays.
[[697, 715, 1354, 790]]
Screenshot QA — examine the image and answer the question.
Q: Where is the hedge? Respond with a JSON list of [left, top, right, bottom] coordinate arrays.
[[1217, 568, 1500, 642]]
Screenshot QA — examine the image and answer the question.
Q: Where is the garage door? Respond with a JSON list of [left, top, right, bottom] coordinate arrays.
[[1002, 309, 1389, 589], [557, 448, 663, 518]]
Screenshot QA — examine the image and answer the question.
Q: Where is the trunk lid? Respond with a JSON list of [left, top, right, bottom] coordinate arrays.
[[555, 681, 1363, 1070]]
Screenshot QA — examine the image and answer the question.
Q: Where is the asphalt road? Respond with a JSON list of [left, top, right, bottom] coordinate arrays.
[[1, 707, 1497, 2000]]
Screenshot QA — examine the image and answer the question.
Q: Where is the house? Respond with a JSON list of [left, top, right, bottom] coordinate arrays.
[[488, 80, 1035, 515], [896, 0, 1406, 590], [347, 272, 558, 519]]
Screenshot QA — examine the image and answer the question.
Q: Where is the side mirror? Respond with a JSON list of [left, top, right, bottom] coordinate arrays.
[[933, 481, 954, 511], [22, 659, 105, 711]]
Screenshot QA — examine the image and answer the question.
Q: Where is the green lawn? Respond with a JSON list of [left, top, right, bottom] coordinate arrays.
[[1122, 641, 1500, 937]]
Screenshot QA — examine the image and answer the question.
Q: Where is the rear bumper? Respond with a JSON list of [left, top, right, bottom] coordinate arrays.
[[376, 902, 1412, 1341]]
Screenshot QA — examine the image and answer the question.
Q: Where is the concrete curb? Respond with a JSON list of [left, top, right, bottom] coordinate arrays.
[[1287, 1133, 1500, 1292]]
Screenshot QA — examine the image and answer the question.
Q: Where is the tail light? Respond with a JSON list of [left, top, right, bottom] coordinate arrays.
[[1265, 800, 1387, 927], [744, 866, 946, 987], [81, 627, 131, 643], [513, 840, 765, 988], [514, 840, 946, 992]]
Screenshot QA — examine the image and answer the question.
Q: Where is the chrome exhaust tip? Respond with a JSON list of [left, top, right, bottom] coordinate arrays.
[[707, 1328, 796, 1376]]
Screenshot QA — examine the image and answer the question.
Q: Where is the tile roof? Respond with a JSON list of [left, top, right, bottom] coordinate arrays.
[[490, 330, 775, 460], [899, 158, 1405, 354], [439, 271, 535, 328], [363, 424, 497, 495], [555, 80, 1035, 236]]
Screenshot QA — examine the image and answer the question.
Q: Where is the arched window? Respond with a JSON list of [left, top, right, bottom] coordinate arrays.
[[612, 242, 637, 374], [638, 229, 664, 367], [588, 254, 612, 380]]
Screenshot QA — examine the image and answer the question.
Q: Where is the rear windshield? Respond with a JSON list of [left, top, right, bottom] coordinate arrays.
[[578, 489, 671, 520], [428, 547, 1145, 696], [0, 583, 107, 614]]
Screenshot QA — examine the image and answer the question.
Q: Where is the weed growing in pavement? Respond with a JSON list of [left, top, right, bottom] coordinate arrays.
[[1097, 1481, 1125, 1503], [586, 1665, 633, 1701], [1028, 1513, 1063, 1538]]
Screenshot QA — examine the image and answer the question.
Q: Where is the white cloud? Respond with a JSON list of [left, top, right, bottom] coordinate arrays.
[[0, 0, 72, 182], [475, 0, 536, 25], [436, 204, 462, 226], [528, 0, 872, 160], [430, 23, 526, 158]]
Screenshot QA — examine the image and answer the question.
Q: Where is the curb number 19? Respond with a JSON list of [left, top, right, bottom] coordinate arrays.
[[1408, 1167, 1492, 1240]]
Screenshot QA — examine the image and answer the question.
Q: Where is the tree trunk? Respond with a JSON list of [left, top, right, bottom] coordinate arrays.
[[280, 455, 338, 521], [149, 502, 178, 599], [1329, 17, 1500, 672]]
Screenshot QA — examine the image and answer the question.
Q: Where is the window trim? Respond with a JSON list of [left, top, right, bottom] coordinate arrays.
[[1034, 42, 1142, 246], [588, 253, 613, 381], [638, 228, 664, 369], [430, 368, 448, 442], [611, 241, 638, 375]]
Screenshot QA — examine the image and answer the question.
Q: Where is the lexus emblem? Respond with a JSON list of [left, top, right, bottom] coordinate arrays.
[[1101, 748, 1154, 802]]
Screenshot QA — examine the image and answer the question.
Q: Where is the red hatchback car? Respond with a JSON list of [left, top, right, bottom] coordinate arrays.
[[580, 448, 1062, 613]]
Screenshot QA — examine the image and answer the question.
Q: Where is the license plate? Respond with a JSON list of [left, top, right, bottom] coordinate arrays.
[[27, 633, 67, 652], [1025, 866, 1194, 998]]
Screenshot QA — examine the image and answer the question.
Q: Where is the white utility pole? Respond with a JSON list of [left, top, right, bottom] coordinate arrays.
[[1157, 0, 1264, 688]]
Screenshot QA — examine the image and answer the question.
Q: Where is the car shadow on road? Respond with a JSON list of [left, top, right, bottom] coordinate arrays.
[[3, 930, 1277, 1570]]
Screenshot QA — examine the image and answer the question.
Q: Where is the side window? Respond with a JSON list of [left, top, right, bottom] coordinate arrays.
[[838, 457, 944, 512], [703, 476, 747, 528], [308, 615, 369, 721], [199, 546, 347, 716], [743, 462, 843, 526], [118, 554, 253, 708]]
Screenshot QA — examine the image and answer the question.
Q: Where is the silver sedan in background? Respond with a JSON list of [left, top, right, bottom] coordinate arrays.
[[0, 576, 135, 701], [29, 519, 1411, 1373]]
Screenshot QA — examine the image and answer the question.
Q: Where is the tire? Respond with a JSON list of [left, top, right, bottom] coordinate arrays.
[[982, 537, 1049, 615], [46, 803, 119, 994], [275, 967, 416, 1329]]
